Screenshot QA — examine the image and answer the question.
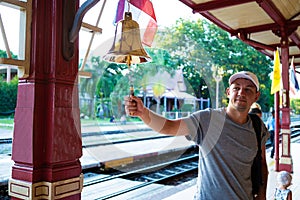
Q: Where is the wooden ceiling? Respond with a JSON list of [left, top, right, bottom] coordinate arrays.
[[179, 0, 300, 70]]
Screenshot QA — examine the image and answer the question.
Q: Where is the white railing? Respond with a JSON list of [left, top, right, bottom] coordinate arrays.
[[162, 111, 191, 119]]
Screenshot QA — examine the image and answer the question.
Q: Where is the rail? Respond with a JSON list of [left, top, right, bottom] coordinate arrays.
[[1, 120, 299, 154], [83, 153, 198, 200]]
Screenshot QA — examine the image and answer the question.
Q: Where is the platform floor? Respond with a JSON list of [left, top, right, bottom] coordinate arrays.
[[163, 143, 300, 200], [0, 124, 194, 185], [1, 124, 300, 199]]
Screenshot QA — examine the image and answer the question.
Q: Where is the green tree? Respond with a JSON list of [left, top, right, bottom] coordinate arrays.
[[131, 47, 177, 88], [0, 49, 17, 59], [0, 50, 18, 116], [0, 76, 18, 115], [155, 18, 272, 111], [109, 47, 178, 116], [290, 98, 300, 115], [79, 56, 127, 117]]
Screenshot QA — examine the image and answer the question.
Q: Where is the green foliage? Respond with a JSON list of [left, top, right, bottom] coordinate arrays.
[[0, 49, 18, 59], [81, 48, 179, 118], [96, 62, 126, 99], [96, 62, 127, 118], [0, 76, 18, 116], [131, 47, 177, 89], [80, 18, 274, 114], [155, 18, 272, 110], [79, 56, 128, 117], [290, 98, 300, 114]]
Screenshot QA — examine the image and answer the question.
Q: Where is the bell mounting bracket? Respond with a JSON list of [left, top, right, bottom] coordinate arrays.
[[62, 0, 101, 61]]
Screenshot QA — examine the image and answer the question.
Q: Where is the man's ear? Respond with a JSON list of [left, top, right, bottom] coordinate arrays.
[[226, 88, 230, 97], [254, 91, 260, 101]]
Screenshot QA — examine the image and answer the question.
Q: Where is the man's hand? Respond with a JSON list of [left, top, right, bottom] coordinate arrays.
[[125, 95, 188, 136], [124, 95, 145, 117]]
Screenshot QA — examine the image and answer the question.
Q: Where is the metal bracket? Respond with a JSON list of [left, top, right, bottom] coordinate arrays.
[[62, 0, 101, 61]]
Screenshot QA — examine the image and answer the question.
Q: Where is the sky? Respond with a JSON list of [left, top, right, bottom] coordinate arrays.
[[0, 0, 199, 60], [79, 0, 199, 60]]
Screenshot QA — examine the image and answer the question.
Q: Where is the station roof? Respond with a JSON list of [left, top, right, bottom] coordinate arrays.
[[179, 0, 300, 70]]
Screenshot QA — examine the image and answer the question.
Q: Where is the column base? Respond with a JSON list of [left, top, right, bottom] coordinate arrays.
[[9, 174, 83, 199], [279, 156, 293, 173]]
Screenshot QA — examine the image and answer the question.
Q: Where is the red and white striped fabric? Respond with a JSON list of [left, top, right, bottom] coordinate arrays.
[[114, 0, 158, 47]]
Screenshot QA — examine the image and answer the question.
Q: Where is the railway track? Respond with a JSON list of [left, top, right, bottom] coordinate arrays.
[[1, 121, 300, 152], [82, 152, 198, 200], [0, 134, 173, 156], [82, 133, 171, 147]]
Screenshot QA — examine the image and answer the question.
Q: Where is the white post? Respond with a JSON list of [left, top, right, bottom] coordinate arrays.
[[216, 79, 219, 108], [212, 65, 224, 109], [7, 66, 11, 83]]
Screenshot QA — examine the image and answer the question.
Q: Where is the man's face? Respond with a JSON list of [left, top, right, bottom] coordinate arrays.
[[226, 78, 260, 112]]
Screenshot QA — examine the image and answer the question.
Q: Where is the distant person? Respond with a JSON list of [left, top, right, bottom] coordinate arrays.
[[274, 171, 292, 200], [125, 71, 270, 199], [249, 102, 262, 118], [120, 114, 127, 125], [266, 110, 275, 158], [109, 115, 115, 123]]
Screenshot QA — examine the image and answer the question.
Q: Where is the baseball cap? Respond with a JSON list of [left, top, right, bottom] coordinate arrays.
[[229, 71, 260, 91]]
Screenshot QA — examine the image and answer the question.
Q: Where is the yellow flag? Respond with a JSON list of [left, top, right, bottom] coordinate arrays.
[[271, 49, 281, 94]]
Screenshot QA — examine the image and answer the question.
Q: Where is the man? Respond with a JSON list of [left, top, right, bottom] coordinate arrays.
[[250, 103, 263, 118], [266, 110, 275, 159], [125, 71, 269, 199]]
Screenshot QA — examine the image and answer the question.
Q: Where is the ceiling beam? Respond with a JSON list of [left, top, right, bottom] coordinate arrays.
[[192, 0, 254, 13], [260, 50, 273, 58], [239, 38, 275, 51], [294, 64, 300, 69], [236, 20, 300, 35], [178, 0, 196, 9], [256, 0, 286, 26], [290, 32, 300, 49], [290, 54, 300, 59], [270, 42, 299, 48]]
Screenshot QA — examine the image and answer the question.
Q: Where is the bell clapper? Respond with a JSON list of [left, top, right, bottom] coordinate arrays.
[[126, 55, 134, 97], [127, 55, 135, 115]]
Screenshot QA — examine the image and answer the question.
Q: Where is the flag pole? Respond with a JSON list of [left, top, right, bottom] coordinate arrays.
[[274, 91, 280, 171]]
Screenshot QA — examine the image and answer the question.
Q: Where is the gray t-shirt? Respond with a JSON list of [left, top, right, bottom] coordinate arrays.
[[183, 108, 269, 200]]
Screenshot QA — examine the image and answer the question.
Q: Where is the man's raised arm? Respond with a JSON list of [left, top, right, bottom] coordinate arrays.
[[124, 95, 189, 136]]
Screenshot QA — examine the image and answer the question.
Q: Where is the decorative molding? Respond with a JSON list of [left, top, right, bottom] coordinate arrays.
[[279, 156, 292, 165], [281, 129, 291, 134], [282, 134, 289, 155], [9, 174, 83, 199]]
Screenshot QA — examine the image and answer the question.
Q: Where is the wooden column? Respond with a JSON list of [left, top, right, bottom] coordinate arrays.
[[9, 0, 83, 199], [278, 35, 293, 172]]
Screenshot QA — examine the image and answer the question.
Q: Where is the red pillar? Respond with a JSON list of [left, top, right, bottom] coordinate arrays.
[[9, 0, 83, 199], [278, 37, 293, 172]]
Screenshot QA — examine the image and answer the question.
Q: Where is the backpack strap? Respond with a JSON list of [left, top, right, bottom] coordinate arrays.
[[249, 113, 263, 196], [249, 113, 261, 152]]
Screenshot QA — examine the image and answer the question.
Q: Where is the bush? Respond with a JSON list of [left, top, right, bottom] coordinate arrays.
[[0, 76, 18, 116], [290, 98, 300, 115]]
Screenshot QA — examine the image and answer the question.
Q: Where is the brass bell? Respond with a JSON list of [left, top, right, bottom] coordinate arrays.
[[103, 12, 151, 65]]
